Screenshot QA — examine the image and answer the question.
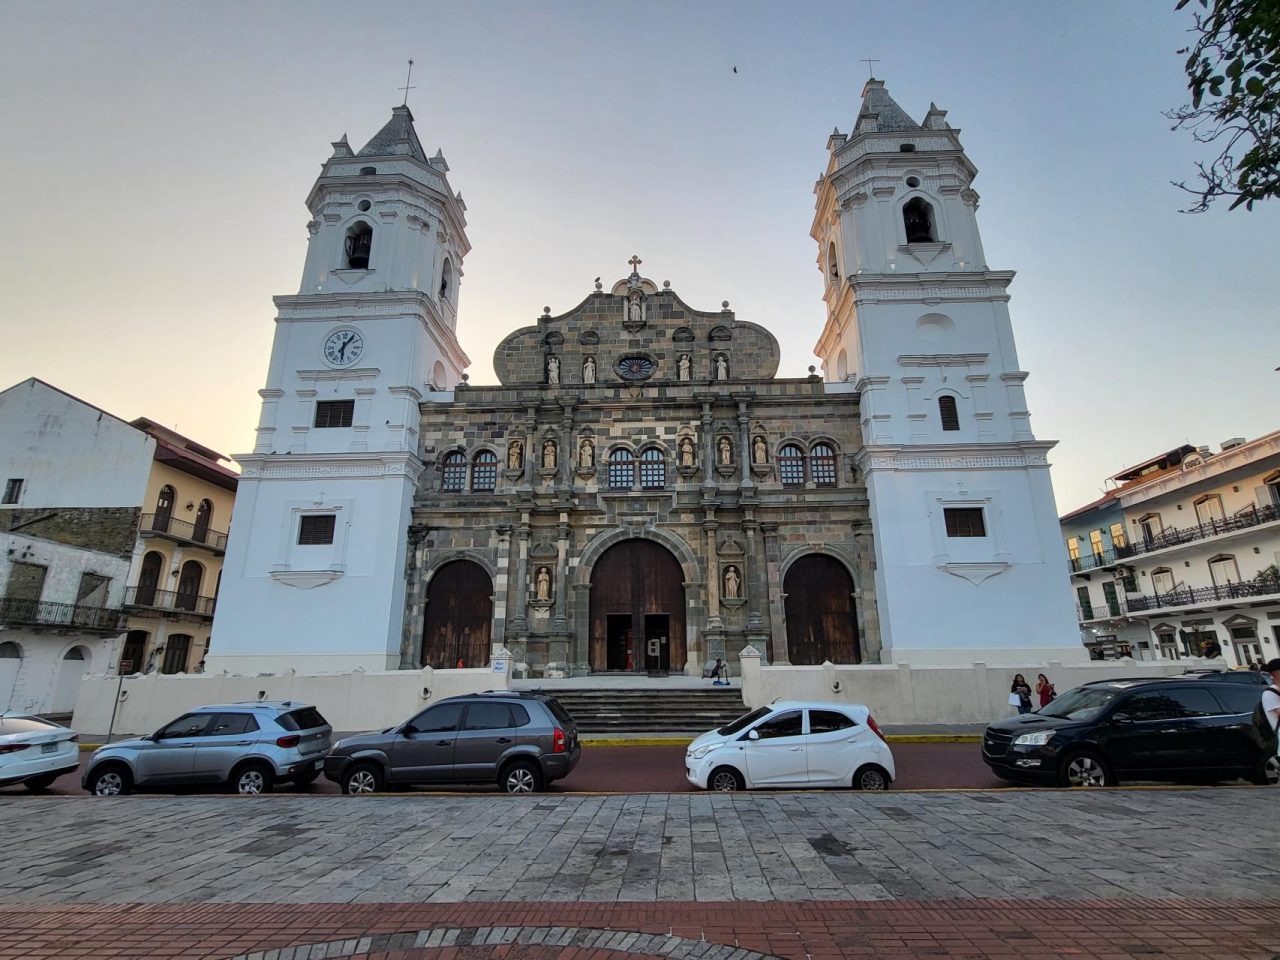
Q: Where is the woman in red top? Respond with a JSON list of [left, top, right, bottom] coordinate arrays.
[[1036, 673, 1056, 709]]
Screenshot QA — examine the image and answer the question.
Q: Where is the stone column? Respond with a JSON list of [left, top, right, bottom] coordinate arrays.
[[743, 517, 765, 631], [508, 514, 532, 635], [399, 526, 429, 668], [553, 513, 569, 634], [736, 395, 753, 489], [704, 518, 721, 629], [698, 396, 716, 488], [852, 521, 883, 663], [558, 399, 576, 493], [522, 405, 537, 489], [492, 524, 512, 647], [762, 523, 787, 663]]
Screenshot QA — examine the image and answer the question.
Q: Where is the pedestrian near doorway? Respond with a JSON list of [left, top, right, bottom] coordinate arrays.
[[710, 658, 728, 686], [1036, 673, 1056, 709], [1262, 659, 1280, 741], [1010, 674, 1033, 714]]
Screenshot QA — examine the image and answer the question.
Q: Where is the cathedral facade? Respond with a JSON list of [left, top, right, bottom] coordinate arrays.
[[209, 81, 1080, 679]]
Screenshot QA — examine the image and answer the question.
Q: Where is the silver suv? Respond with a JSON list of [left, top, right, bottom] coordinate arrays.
[[82, 701, 332, 796], [324, 692, 580, 794]]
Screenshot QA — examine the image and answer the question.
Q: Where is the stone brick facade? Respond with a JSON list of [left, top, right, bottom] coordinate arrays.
[[401, 274, 879, 677], [0, 506, 141, 561]]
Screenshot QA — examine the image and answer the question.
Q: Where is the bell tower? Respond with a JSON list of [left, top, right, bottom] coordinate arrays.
[[209, 105, 471, 673], [812, 79, 1080, 664]]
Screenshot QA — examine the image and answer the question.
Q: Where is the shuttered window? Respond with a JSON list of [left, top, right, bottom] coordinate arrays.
[[314, 400, 354, 428], [938, 395, 960, 431], [944, 507, 986, 538], [298, 515, 336, 545]]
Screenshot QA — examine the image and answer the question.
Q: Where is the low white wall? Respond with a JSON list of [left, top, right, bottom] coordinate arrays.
[[71, 663, 510, 737], [738, 650, 1223, 725]]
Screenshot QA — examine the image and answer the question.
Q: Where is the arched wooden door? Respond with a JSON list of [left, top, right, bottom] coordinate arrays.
[[421, 561, 493, 668], [783, 555, 860, 665], [588, 540, 686, 673]]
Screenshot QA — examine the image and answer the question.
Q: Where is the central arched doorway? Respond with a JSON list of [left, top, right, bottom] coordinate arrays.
[[589, 539, 686, 673], [422, 560, 493, 668], [783, 554, 860, 664]]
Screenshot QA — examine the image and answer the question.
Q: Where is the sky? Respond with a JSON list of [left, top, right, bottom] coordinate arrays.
[[1, 0, 1276, 515]]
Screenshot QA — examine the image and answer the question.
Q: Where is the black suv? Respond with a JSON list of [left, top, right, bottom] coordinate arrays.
[[324, 691, 581, 794], [983, 678, 1279, 788]]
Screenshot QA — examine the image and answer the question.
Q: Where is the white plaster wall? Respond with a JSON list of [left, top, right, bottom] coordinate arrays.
[[71, 664, 509, 736], [739, 654, 1210, 725], [0, 632, 114, 714], [0, 379, 153, 508]]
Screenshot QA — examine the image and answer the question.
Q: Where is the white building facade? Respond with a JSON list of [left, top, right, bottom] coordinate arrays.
[[811, 80, 1081, 664], [1064, 432, 1280, 666]]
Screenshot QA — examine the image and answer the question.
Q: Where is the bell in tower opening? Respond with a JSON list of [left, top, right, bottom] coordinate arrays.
[[344, 222, 373, 269], [902, 197, 936, 244]]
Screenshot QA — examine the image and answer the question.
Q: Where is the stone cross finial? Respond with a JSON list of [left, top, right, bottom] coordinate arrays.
[[627, 255, 642, 274], [860, 58, 879, 78], [399, 59, 416, 105]]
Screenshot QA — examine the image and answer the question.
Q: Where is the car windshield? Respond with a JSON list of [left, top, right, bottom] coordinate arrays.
[[1036, 686, 1121, 721], [717, 706, 772, 736]]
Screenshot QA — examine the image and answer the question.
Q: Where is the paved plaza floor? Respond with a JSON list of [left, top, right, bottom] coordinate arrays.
[[3, 789, 1278, 958]]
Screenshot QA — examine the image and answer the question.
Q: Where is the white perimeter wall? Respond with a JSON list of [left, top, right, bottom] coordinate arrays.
[[72, 663, 511, 736], [739, 651, 1218, 725]]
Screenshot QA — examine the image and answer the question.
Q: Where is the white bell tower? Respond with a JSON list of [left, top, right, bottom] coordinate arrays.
[[813, 79, 1080, 664], [210, 105, 471, 673]]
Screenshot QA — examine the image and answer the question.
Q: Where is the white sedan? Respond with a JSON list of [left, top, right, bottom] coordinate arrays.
[[686, 700, 895, 791], [0, 716, 81, 792]]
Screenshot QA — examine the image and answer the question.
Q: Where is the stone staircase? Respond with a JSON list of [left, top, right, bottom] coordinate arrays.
[[549, 687, 747, 735]]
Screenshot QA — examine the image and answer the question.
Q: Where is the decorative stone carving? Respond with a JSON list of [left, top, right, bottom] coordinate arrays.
[[582, 356, 596, 383], [535, 566, 552, 601], [541, 439, 557, 470], [625, 291, 645, 332], [723, 565, 741, 599], [507, 439, 524, 470], [752, 435, 767, 464], [677, 354, 691, 381], [718, 436, 733, 466], [546, 356, 560, 384], [578, 437, 594, 469], [678, 436, 696, 469], [715, 355, 729, 380]]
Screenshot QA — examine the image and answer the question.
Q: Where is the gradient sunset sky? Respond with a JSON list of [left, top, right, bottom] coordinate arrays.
[[2, 0, 1277, 514]]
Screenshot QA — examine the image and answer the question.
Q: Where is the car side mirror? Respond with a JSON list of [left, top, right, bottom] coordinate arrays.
[[1112, 713, 1133, 725], [747, 729, 760, 741], [401, 724, 418, 736]]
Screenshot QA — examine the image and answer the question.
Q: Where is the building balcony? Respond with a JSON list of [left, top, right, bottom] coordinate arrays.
[[0, 597, 127, 634], [124, 586, 217, 619], [1078, 573, 1280, 623], [140, 513, 228, 553], [1068, 503, 1280, 574]]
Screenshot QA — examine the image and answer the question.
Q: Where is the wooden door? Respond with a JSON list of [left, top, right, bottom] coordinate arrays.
[[588, 540, 685, 672], [783, 555, 860, 665], [422, 561, 493, 668]]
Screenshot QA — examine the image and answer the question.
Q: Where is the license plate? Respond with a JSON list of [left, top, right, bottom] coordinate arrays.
[[41, 743, 57, 754]]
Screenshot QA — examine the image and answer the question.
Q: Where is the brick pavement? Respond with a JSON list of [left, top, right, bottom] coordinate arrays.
[[3, 790, 1278, 959]]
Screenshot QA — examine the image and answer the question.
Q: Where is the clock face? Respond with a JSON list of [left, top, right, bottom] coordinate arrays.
[[323, 329, 364, 367]]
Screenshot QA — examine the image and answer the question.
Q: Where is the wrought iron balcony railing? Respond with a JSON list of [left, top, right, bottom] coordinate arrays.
[[141, 513, 228, 551], [1122, 573, 1280, 613], [124, 586, 217, 617], [1068, 503, 1280, 573], [0, 597, 127, 633]]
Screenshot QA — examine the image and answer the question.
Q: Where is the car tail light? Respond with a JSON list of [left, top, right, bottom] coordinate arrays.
[[552, 727, 566, 754], [0, 744, 32, 755], [866, 715, 888, 743], [275, 735, 301, 748]]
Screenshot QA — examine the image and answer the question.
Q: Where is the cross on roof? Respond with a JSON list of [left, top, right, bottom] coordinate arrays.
[[399, 59, 416, 105], [627, 254, 642, 274], [860, 57, 879, 78]]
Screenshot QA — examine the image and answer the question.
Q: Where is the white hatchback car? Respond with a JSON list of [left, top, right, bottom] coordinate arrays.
[[686, 700, 895, 791], [0, 716, 81, 792]]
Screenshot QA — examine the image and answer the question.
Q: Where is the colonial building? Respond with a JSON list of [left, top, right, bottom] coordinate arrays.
[[209, 81, 1081, 679], [1061, 431, 1280, 665]]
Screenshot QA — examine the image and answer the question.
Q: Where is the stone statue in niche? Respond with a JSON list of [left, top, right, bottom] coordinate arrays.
[[579, 437, 594, 468], [583, 356, 596, 383], [715, 355, 729, 380], [507, 439, 524, 470], [752, 435, 767, 464], [546, 356, 560, 384], [724, 565, 741, 599], [535, 566, 551, 601], [718, 436, 733, 466], [679, 436, 695, 467], [677, 354, 691, 381], [627, 291, 643, 329], [542, 439, 557, 470]]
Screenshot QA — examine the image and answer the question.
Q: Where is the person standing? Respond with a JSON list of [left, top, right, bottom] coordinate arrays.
[[1010, 674, 1033, 715], [1036, 673, 1056, 709], [1262, 659, 1280, 740]]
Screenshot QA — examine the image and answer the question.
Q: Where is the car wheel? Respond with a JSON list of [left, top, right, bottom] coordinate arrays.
[[1058, 751, 1112, 788], [233, 763, 275, 795], [853, 764, 890, 791], [89, 765, 133, 797], [708, 766, 744, 792], [342, 762, 384, 795], [500, 760, 543, 794], [1251, 754, 1280, 786], [23, 773, 59, 792]]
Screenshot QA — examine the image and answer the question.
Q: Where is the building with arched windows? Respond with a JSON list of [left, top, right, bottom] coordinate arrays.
[[209, 80, 1083, 685]]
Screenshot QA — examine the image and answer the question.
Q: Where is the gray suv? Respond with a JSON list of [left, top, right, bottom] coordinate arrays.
[[83, 702, 332, 796], [324, 692, 580, 794]]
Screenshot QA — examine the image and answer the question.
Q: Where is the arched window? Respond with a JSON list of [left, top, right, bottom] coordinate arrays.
[[639, 448, 665, 490], [827, 242, 839, 279], [0, 641, 21, 659], [836, 349, 849, 381], [1208, 555, 1240, 589], [441, 452, 466, 492], [810, 443, 837, 487], [431, 361, 447, 390], [175, 561, 204, 611], [440, 258, 453, 301], [778, 443, 805, 487], [192, 499, 213, 543], [608, 448, 635, 489], [344, 221, 373, 269], [902, 197, 936, 243], [154, 485, 175, 533], [938, 395, 960, 431], [162, 635, 192, 675], [1151, 567, 1176, 595], [136, 551, 164, 607], [471, 450, 498, 493]]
